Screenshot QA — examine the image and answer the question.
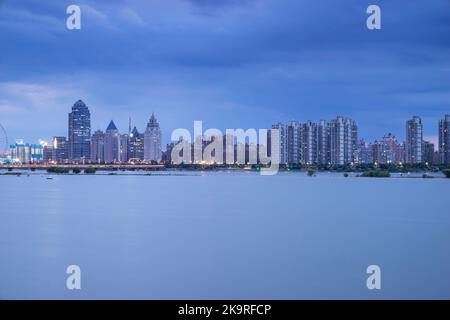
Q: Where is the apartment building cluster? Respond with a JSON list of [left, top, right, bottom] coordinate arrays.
[[271, 117, 358, 165]]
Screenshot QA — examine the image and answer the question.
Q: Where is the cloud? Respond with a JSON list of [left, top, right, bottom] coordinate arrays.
[[0, 0, 449, 143], [0, 81, 82, 113], [0, 82, 60, 101], [0, 5, 63, 38], [0, 79, 89, 142], [185, 0, 248, 7], [0, 99, 24, 113], [80, 3, 123, 31], [119, 7, 147, 27]]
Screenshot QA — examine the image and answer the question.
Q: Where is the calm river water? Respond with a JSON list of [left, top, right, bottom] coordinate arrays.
[[0, 171, 449, 299]]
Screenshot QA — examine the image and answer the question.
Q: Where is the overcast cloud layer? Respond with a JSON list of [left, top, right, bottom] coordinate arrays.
[[0, 0, 449, 145]]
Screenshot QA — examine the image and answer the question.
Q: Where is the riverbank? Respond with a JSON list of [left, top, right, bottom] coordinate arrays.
[[1, 167, 449, 179]]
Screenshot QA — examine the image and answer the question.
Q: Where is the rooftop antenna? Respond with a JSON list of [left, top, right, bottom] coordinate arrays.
[[128, 117, 131, 136]]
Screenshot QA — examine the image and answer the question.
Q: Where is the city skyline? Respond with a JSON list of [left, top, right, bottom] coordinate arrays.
[[1, 99, 444, 149], [3, 98, 449, 166], [2, 98, 448, 148]]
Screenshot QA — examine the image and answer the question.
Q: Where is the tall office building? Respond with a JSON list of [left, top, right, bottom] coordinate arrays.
[[423, 141, 435, 164], [271, 123, 288, 164], [144, 113, 162, 162], [439, 115, 450, 164], [119, 134, 128, 163], [287, 120, 301, 164], [128, 126, 144, 162], [52, 136, 68, 163], [104, 121, 120, 163], [328, 117, 358, 165], [301, 121, 318, 165], [91, 130, 105, 163], [43, 145, 53, 163], [405, 116, 423, 164], [68, 100, 91, 163], [163, 143, 175, 163], [317, 120, 329, 164]]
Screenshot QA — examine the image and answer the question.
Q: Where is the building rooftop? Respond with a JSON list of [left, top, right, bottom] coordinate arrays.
[[106, 120, 118, 131]]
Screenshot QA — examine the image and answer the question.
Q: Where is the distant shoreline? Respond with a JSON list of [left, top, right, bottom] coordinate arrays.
[[1, 164, 449, 170], [1, 165, 449, 179]]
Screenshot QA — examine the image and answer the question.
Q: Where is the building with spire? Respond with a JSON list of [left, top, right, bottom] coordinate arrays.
[[104, 120, 119, 163], [128, 126, 144, 162], [144, 113, 162, 162]]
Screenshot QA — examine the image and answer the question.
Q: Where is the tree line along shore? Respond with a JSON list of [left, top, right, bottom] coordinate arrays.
[[1, 163, 450, 178]]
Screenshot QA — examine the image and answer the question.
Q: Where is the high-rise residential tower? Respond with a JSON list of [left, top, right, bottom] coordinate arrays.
[[271, 123, 288, 164], [405, 116, 423, 164], [287, 120, 301, 164], [68, 100, 91, 163], [439, 115, 450, 164], [144, 113, 162, 162], [317, 120, 329, 164], [301, 121, 318, 165], [328, 116, 358, 165]]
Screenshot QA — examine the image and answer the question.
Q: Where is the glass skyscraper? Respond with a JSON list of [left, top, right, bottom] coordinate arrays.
[[52, 136, 68, 163], [128, 126, 145, 162], [68, 100, 91, 162]]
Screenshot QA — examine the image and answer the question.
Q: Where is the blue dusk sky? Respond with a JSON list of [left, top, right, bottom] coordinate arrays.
[[0, 0, 449, 146]]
